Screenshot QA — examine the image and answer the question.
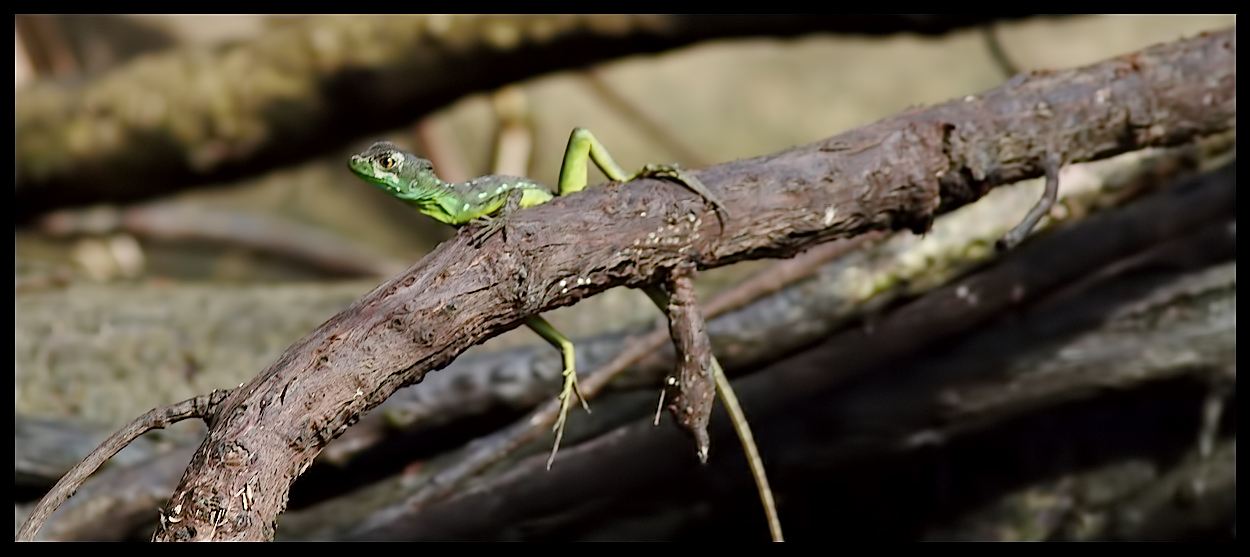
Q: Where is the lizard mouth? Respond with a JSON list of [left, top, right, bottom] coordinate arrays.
[[348, 156, 375, 176]]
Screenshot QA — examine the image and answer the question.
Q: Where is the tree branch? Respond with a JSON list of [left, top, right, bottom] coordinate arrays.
[[17, 28, 1232, 541]]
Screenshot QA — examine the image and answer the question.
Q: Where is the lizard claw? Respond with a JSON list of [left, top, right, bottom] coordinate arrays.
[[468, 188, 526, 246], [469, 215, 505, 246], [548, 364, 582, 470]]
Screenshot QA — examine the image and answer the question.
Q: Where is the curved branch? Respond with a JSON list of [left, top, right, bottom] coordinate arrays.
[[16, 391, 228, 541]]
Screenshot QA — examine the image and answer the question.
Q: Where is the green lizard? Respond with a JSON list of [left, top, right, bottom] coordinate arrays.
[[351, 128, 783, 540], [349, 127, 728, 461]]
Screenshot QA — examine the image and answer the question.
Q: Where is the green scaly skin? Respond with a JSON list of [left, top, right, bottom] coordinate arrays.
[[349, 144, 556, 225], [349, 127, 729, 467]]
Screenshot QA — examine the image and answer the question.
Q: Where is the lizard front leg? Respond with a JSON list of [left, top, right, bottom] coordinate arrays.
[[468, 188, 526, 246]]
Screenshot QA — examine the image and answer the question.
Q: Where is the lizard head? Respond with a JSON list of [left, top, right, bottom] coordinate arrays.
[[348, 141, 439, 197]]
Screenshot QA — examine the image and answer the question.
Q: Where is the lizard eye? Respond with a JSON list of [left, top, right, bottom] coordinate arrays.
[[378, 154, 397, 169]]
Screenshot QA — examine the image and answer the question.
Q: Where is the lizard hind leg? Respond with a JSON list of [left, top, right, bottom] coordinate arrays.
[[558, 127, 633, 196], [559, 128, 730, 229], [524, 315, 590, 470]]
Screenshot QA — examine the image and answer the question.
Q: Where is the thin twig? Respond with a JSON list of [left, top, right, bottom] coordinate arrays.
[[16, 390, 228, 541], [981, 23, 1021, 78], [582, 70, 711, 167], [998, 153, 1061, 250]]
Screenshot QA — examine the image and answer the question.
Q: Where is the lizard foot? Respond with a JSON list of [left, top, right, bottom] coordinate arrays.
[[469, 214, 507, 246], [631, 164, 730, 231], [468, 188, 526, 246], [548, 343, 589, 470]]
